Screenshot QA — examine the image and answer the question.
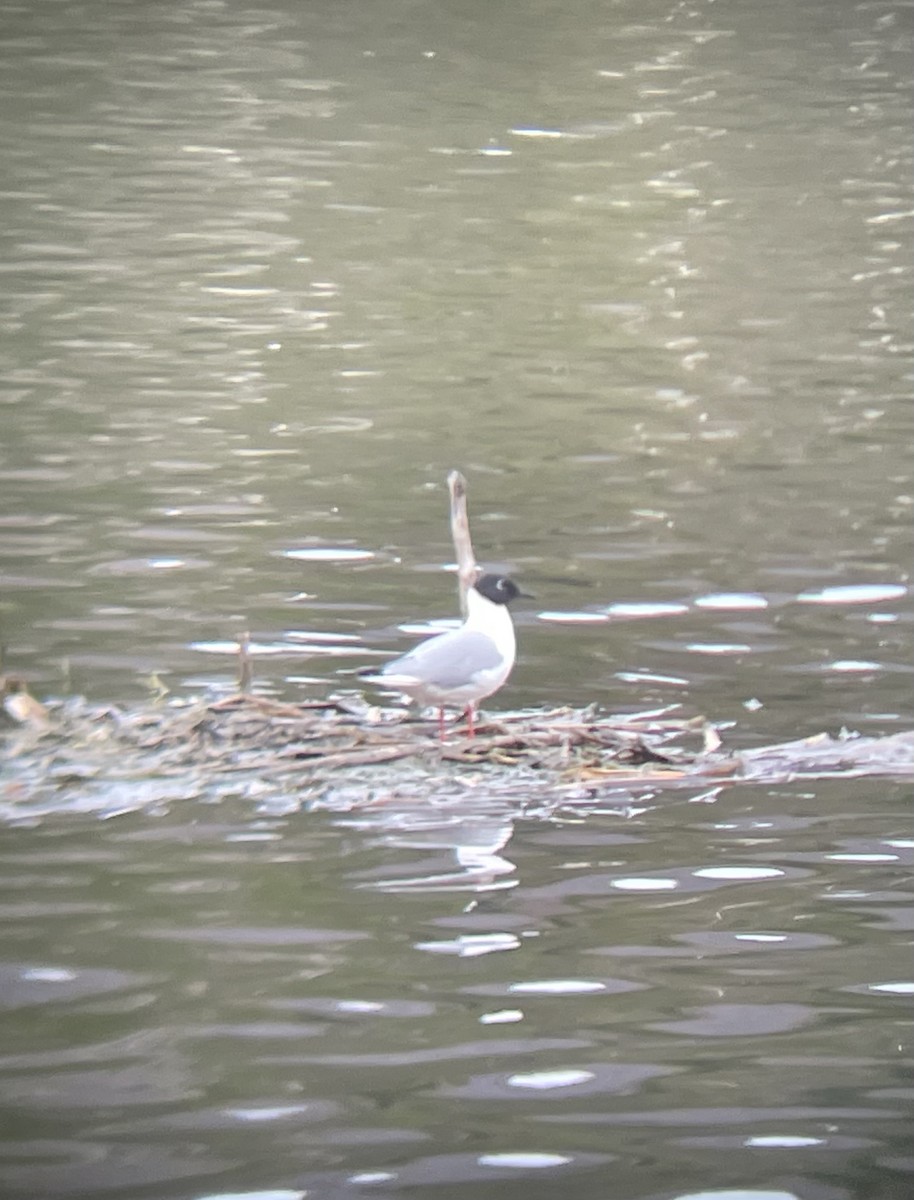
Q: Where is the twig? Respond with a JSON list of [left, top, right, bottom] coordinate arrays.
[[208, 694, 342, 718], [447, 470, 478, 617], [278, 743, 418, 769], [1, 676, 51, 727], [236, 631, 253, 694]]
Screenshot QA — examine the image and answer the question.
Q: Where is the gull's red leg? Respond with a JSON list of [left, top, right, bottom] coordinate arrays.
[[438, 708, 446, 742], [465, 704, 475, 739]]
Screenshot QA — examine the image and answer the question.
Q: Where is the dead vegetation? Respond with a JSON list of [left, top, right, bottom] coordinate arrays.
[[2, 681, 913, 822]]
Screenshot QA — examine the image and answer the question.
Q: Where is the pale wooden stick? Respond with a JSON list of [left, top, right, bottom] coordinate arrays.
[[447, 470, 478, 617], [236, 630, 253, 695]]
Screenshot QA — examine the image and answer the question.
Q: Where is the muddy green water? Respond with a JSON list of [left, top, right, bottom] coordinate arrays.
[[0, 0, 912, 1197]]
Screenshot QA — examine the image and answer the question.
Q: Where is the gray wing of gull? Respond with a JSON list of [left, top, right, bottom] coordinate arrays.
[[381, 629, 502, 689]]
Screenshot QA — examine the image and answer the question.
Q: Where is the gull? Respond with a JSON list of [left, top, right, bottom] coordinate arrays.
[[361, 573, 529, 738]]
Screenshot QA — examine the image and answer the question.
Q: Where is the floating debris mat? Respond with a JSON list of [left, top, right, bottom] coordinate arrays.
[[2, 686, 914, 823]]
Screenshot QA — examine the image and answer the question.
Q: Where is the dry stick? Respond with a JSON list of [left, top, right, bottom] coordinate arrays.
[[236, 630, 253, 695], [447, 470, 478, 618]]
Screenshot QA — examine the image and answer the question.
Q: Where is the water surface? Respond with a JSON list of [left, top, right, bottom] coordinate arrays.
[[0, 0, 912, 1196]]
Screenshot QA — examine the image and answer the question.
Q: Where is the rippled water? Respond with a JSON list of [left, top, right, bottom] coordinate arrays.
[[1, 0, 912, 1195], [2, 783, 913, 1199]]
